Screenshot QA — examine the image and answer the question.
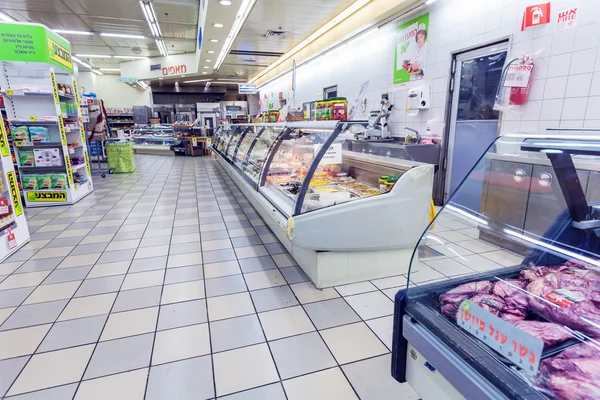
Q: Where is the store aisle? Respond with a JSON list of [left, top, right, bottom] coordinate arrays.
[[0, 155, 419, 400]]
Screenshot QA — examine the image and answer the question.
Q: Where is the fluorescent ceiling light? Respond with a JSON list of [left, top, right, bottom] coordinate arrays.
[[250, 0, 372, 83], [114, 55, 148, 59], [210, 39, 219, 43], [206, 59, 212, 62], [92, 69, 104, 75], [139, 1, 163, 38], [425, 0, 438, 4], [156, 39, 168, 57], [214, 81, 244, 84], [219, 0, 232, 5], [206, 82, 212, 88], [214, 0, 257, 71], [202, 72, 209, 75], [182, 79, 212, 83], [54, 29, 93, 35], [207, 50, 215, 54], [213, 23, 224, 28], [217, 78, 245, 81], [99, 68, 121, 71], [77, 54, 112, 58], [138, 81, 149, 89], [203, 66, 210, 69], [101, 32, 146, 39], [0, 11, 16, 21], [72, 56, 93, 69]]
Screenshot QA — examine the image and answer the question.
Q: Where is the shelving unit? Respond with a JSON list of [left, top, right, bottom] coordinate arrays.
[[107, 111, 134, 137], [0, 24, 93, 208]]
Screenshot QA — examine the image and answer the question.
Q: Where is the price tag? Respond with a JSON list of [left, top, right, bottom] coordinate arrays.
[[7, 229, 16, 250], [5, 89, 14, 95], [504, 65, 533, 88], [314, 143, 342, 164], [29, 116, 38, 122], [457, 300, 544, 376]]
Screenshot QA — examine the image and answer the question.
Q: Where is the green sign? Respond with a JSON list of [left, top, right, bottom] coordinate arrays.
[[394, 13, 429, 85], [0, 22, 73, 72]]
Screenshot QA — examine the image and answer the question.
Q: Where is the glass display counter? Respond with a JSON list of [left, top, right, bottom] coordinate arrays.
[[131, 125, 175, 154], [392, 134, 600, 400], [212, 121, 435, 288]]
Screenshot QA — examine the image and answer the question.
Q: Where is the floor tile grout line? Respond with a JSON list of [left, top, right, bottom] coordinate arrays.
[[197, 158, 219, 400], [1, 157, 166, 397], [141, 161, 179, 400], [70, 157, 175, 400]]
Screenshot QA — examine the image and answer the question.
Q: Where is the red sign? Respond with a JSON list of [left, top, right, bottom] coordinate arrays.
[[162, 65, 187, 76], [521, 2, 551, 31], [557, 8, 577, 30], [278, 92, 283, 100]]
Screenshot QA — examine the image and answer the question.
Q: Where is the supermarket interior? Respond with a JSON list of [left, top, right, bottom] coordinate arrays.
[[1, 0, 600, 399]]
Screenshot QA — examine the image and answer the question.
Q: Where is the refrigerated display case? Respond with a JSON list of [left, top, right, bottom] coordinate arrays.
[[131, 125, 175, 155], [212, 121, 434, 287], [392, 135, 600, 400]]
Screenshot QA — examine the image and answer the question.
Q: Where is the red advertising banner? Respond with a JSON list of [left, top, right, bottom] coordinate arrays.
[[521, 2, 551, 31]]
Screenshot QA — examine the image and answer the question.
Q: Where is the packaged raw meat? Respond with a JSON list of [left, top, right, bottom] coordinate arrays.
[[556, 342, 600, 359], [509, 320, 573, 347], [542, 375, 600, 400], [468, 294, 506, 317], [527, 273, 600, 337], [439, 280, 493, 318], [493, 279, 529, 316]]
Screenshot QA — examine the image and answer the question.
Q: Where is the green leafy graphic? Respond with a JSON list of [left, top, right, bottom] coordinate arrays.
[[401, 41, 410, 54]]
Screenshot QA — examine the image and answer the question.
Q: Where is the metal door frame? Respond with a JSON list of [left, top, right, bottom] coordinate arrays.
[[439, 40, 510, 204]]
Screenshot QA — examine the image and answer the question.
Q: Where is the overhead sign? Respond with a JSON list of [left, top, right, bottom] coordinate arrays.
[[150, 64, 161, 71], [522, 3, 551, 30], [162, 64, 187, 76], [0, 22, 73, 72], [457, 300, 543, 377], [238, 84, 257, 94], [557, 7, 577, 31], [226, 105, 242, 112], [117, 77, 138, 83]]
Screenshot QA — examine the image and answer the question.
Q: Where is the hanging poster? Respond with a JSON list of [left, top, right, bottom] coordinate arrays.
[[394, 13, 429, 85]]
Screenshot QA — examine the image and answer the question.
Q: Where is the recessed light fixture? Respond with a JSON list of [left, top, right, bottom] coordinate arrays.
[[159, 77, 164, 80], [203, 66, 210, 69], [213, 23, 224, 28], [202, 72, 209, 75], [92, 69, 104, 75], [425, 0, 438, 4], [76, 54, 113, 58], [207, 50, 215, 54], [54, 29, 93, 35], [219, 0, 232, 5], [99, 68, 121, 71], [182, 79, 212, 83], [101, 33, 146, 39], [206, 59, 212, 62], [210, 39, 219, 43]]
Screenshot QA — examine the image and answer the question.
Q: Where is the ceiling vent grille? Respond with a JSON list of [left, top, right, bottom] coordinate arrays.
[[265, 30, 288, 38]]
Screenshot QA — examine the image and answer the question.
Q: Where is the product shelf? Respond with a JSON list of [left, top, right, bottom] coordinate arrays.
[[19, 166, 65, 173]]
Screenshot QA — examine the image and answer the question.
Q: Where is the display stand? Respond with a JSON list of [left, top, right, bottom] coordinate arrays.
[[0, 95, 30, 261], [0, 22, 93, 207]]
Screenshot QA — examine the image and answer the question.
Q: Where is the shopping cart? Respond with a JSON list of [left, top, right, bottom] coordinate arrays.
[[88, 140, 113, 178]]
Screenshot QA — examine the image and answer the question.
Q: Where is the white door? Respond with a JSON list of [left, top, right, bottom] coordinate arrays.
[[444, 42, 509, 204]]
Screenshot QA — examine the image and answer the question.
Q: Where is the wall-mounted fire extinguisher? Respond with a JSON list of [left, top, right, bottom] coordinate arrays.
[[495, 53, 535, 108]]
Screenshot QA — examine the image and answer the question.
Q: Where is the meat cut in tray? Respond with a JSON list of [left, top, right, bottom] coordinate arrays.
[[437, 260, 600, 400]]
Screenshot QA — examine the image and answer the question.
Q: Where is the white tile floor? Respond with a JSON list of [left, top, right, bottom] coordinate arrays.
[[0, 154, 524, 399]]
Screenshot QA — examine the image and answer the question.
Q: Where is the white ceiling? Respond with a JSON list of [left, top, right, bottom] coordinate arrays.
[[0, 0, 358, 80]]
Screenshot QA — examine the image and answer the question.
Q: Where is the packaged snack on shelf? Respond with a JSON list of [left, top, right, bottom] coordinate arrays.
[[0, 197, 9, 216], [34, 148, 61, 166], [51, 174, 68, 189], [37, 174, 52, 189], [28, 126, 49, 142], [22, 175, 38, 190], [11, 126, 29, 141], [19, 151, 35, 166]]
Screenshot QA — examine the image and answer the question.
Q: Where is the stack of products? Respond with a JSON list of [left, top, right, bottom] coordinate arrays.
[[60, 102, 78, 117], [105, 141, 135, 173], [315, 98, 348, 121], [22, 174, 67, 190], [11, 126, 50, 142], [56, 83, 73, 95]]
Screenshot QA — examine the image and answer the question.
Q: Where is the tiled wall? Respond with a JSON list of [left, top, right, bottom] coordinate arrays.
[[259, 0, 600, 137]]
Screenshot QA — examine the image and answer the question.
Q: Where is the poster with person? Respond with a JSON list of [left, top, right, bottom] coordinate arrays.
[[394, 13, 429, 85]]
